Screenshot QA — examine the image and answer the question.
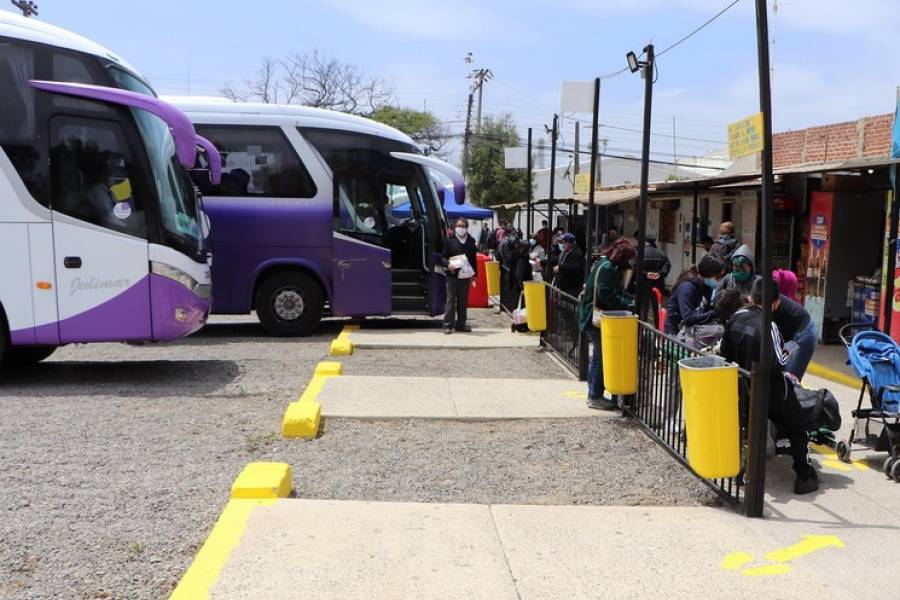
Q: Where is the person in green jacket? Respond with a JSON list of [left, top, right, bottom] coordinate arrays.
[[579, 239, 636, 410]]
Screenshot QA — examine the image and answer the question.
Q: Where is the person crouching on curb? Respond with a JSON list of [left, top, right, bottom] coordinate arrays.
[[718, 277, 819, 494], [443, 218, 478, 334], [578, 241, 636, 411]]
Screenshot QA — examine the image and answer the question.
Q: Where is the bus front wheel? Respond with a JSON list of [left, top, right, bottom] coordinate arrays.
[[255, 272, 323, 337], [4, 346, 56, 364]]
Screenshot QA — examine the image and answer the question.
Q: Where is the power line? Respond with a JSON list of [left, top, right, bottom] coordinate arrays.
[[656, 0, 745, 57]]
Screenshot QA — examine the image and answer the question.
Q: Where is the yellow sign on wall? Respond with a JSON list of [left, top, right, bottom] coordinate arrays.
[[574, 172, 591, 198], [727, 113, 764, 160]]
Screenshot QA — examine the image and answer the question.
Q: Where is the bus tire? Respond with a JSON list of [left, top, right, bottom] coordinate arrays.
[[255, 271, 323, 337], [0, 311, 7, 366], [4, 346, 57, 364]]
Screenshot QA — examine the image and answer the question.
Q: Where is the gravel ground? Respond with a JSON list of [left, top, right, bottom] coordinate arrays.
[[0, 311, 714, 600], [269, 418, 721, 507]]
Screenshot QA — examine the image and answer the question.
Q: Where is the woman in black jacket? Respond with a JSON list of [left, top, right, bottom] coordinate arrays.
[[663, 255, 725, 336], [442, 218, 479, 334]]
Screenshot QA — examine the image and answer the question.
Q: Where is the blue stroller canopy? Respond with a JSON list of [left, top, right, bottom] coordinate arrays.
[[849, 331, 900, 411]]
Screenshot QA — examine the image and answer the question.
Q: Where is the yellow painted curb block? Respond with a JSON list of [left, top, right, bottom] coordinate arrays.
[[330, 338, 354, 355], [299, 375, 329, 403], [315, 361, 343, 376], [169, 498, 277, 599], [230, 462, 293, 499], [282, 401, 322, 438], [807, 361, 861, 390]]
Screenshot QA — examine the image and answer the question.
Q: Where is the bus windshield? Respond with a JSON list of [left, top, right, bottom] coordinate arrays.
[[108, 67, 204, 257]]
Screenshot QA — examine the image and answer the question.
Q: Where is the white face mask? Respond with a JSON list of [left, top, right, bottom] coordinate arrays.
[[455, 227, 467, 238]]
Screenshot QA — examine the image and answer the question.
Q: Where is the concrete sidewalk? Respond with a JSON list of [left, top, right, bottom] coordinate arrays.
[[316, 375, 601, 419], [207, 500, 848, 600], [347, 327, 540, 349]]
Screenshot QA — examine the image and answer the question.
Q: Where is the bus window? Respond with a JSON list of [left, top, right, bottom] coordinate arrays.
[[334, 171, 386, 238], [49, 115, 147, 238], [0, 40, 48, 206], [195, 126, 316, 198]]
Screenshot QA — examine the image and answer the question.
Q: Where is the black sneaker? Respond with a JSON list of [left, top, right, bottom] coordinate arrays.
[[793, 466, 820, 495], [444, 328, 454, 335], [587, 397, 618, 411]]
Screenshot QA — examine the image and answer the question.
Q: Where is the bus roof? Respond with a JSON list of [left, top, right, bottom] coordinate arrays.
[[0, 9, 139, 73], [164, 96, 419, 147]]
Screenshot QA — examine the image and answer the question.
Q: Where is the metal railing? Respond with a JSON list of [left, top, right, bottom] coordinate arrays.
[[625, 321, 751, 506], [541, 284, 588, 380]]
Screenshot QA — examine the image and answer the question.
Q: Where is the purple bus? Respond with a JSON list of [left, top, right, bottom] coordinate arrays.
[[170, 98, 465, 336]]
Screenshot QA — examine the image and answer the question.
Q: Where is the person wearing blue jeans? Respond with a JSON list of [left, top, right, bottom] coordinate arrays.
[[773, 292, 816, 379], [578, 240, 636, 410]]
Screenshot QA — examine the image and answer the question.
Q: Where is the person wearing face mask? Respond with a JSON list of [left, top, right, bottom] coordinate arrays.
[[579, 241, 636, 410], [716, 244, 761, 300], [664, 255, 726, 336], [553, 233, 585, 297], [442, 218, 479, 334]]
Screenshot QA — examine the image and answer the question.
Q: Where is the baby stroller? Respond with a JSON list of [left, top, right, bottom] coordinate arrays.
[[836, 325, 900, 480]]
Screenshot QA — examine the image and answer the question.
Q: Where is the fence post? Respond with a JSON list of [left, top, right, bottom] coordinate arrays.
[[578, 329, 589, 381]]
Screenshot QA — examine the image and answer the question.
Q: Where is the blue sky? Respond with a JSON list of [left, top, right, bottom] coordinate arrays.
[[10, 0, 899, 164]]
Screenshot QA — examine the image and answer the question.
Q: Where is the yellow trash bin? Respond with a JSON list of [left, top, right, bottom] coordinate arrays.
[[678, 356, 740, 479], [599, 311, 638, 395], [485, 261, 500, 296], [523, 280, 547, 332]]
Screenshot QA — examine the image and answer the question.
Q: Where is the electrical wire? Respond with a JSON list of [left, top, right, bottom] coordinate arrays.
[[656, 0, 745, 58]]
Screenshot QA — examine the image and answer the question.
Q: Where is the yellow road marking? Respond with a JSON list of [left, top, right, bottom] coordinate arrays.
[[722, 534, 845, 578], [562, 390, 587, 400], [806, 361, 861, 390], [764, 535, 844, 563], [720, 551, 754, 570], [169, 499, 278, 599], [811, 443, 870, 471]]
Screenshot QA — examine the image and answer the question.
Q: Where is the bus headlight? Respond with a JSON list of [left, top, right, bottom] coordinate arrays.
[[151, 262, 211, 299]]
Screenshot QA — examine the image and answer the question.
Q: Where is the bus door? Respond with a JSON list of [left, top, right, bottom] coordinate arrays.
[[49, 115, 152, 342], [330, 170, 391, 316]]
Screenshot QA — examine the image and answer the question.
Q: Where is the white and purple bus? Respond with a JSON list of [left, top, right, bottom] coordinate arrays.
[[169, 98, 466, 336], [0, 12, 218, 365]]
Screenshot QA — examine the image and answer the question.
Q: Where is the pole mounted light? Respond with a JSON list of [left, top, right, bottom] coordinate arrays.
[[626, 44, 655, 322], [626, 51, 641, 74]]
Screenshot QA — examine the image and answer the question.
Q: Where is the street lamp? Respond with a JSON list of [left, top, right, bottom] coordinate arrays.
[[626, 51, 640, 74], [626, 44, 655, 322]]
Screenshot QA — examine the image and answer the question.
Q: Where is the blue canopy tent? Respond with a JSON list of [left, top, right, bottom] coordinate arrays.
[[393, 186, 493, 220]]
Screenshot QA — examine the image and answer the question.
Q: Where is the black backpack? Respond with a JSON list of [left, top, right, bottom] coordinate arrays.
[[793, 385, 842, 432]]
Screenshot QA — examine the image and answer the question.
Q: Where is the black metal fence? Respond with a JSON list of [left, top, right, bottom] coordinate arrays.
[[498, 264, 519, 314], [625, 321, 751, 506], [541, 284, 588, 380]]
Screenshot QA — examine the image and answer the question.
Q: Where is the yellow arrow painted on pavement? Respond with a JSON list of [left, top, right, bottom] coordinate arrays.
[[810, 444, 870, 471], [764, 535, 844, 563]]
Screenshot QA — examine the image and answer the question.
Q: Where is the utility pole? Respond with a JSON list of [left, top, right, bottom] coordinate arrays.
[[746, 0, 777, 520], [632, 42, 655, 322], [11, 0, 38, 16], [672, 116, 678, 180], [546, 114, 559, 279], [527, 128, 534, 235], [462, 93, 474, 174], [586, 78, 600, 281], [471, 68, 494, 131]]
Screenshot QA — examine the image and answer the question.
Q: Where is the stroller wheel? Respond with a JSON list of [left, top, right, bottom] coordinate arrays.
[[884, 457, 895, 478], [891, 459, 900, 482], [836, 440, 851, 464]]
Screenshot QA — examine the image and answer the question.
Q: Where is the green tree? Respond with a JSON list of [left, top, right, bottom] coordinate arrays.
[[369, 106, 448, 156], [466, 114, 528, 208]]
